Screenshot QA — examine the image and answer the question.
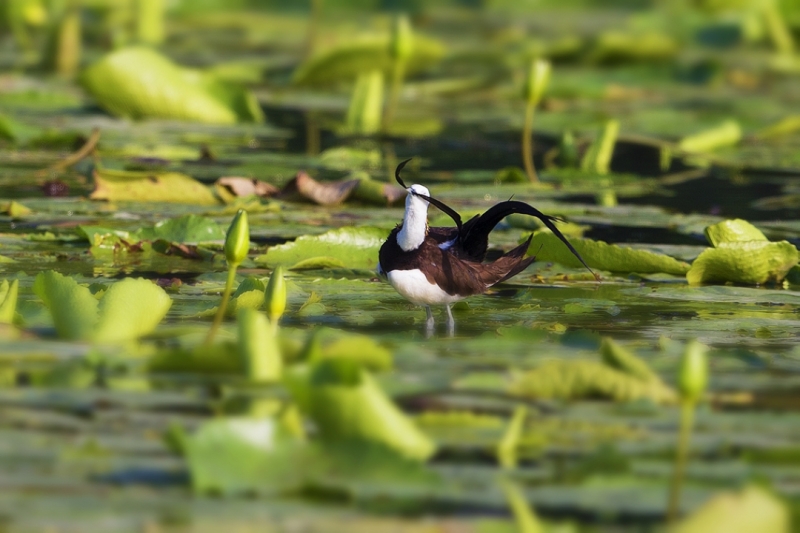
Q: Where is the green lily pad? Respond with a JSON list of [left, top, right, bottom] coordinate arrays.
[[90, 167, 219, 205], [256, 226, 388, 270], [81, 46, 262, 123], [686, 241, 799, 285], [136, 214, 225, 243], [528, 232, 690, 275]]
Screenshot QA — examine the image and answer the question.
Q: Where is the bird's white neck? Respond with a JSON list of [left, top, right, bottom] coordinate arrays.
[[397, 186, 430, 252]]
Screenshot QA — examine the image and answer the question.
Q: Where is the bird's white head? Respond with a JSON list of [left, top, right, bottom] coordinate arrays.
[[397, 184, 430, 251]]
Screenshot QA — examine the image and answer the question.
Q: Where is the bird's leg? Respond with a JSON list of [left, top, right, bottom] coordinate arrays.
[[445, 304, 455, 337], [425, 306, 434, 338]]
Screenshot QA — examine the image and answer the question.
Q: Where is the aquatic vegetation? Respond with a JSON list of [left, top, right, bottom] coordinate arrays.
[[81, 47, 263, 123], [668, 340, 709, 523], [521, 59, 551, 182], [91, 167, 219, 204], [2, 1, 800, 530], [33, 270, 171, 342], [687, 219, 799, 285], [207, 209, 249, 343], [527, 232, 690, 275]]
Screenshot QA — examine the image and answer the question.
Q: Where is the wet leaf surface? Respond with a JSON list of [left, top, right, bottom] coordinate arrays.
[[1, 1, 800, 531]]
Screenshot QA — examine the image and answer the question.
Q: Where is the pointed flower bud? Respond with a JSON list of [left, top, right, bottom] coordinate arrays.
[[523, 58, 551, 105], [678, 340, 708, 402], [264, 265, 286, 323], [390, 14, 413, 61], [224, 209, 249, 266]]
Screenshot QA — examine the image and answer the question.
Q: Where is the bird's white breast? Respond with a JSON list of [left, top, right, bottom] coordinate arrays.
[[387, 269, 463, 306]]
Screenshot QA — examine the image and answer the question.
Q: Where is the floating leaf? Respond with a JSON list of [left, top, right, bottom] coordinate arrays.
[[292, 35, 445, 86], [81, 46, 262, 123], [671, 486, 789, 533], [91, 168, 218, 205], [303, 327, 393, 371], [509, 360, 675, 404], [704, 219, 767, 246], [528, 232, 690, 275], [256, 226, 388, 270], [136, 214, 225, 244], [290, 359, 436, 461], [687, 241, 799, 285]]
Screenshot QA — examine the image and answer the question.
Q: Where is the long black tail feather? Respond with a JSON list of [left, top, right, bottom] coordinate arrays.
[[461, 200, 596, 279]]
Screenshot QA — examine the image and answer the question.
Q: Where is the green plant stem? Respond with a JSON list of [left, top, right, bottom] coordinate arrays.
[[206, 266, 238, 344], [667, 399, 695, 523], [521, 100, 538, 182], [383, 60, 405, 132]]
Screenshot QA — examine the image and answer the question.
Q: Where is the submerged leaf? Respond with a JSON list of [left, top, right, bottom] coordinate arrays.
[[528, 232, 690, 275], [687, 241, 799, 285], [91, 168, 218, 205], [81, 46, 262, 123], [256, 226, 388, 270]]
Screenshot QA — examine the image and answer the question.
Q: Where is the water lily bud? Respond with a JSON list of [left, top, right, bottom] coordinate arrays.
[[264, 265, 286, 323], [678, 340, 708, 402], [523, 58, 551, 105], [224, 209, 249, 266], [390, 14, 413, 61]]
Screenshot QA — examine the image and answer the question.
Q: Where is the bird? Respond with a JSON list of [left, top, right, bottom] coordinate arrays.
[[377, 159, 594, 336]]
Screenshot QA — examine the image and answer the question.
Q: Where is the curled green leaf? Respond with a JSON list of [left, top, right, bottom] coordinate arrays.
[[528, 232, 690, 275], [705, 219, 767, 247], [687, 241, 799, 285], [290, 359, 436, 461]]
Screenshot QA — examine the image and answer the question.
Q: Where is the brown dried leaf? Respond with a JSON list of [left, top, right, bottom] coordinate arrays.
[[282, 171, 360, 206], [216, 176, 279, 199]]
